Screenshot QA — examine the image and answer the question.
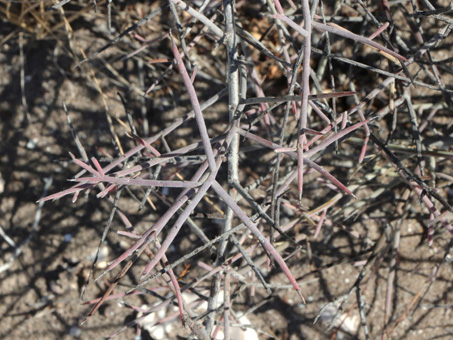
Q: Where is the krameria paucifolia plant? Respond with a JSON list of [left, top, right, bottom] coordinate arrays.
[[40, 0, 453, 338]]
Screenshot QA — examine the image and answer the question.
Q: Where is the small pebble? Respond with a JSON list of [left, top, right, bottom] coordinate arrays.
[[87, 245, 109, 261], [69, 326, 81, 337], [96, 261, 108, 269], [26, 138, 38, 150]]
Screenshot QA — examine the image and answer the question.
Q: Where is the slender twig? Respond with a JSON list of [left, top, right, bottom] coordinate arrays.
[[211, 181, 305, 302], [77, 4, 169, 65], [170, 34, 217, 172], [0, 178, 53, 274]]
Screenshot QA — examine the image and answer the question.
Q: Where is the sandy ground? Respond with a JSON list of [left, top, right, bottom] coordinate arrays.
[[1, 0, 453, 339]]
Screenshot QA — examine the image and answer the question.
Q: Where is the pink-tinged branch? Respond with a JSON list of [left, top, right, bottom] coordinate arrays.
[[273, 14, 309, 37], [140, 162, 221, 279], [305, 118, 373, 157], [304, 158, 356, 197], [211, 180, 304, 302], [69, 152, 100, 176], [368, 22, 390, 40], [157, 239, 185, 325], [133, 135, 161, 157], [238, 118, 370, 161], [170, 34, 217, 172], [311, 21, 407, 62], [272, 0, 284, 14], [412, 183, 453, 236], [71, 176, 201, 188], [38, 183, 91, 202], [91, 157, 104, 176], [96, 126, 238, 284]]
